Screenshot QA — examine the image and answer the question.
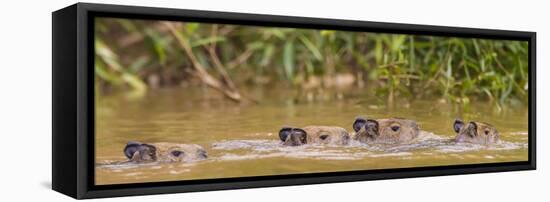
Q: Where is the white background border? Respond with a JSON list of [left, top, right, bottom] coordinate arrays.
[[0, 0, 545, 201]]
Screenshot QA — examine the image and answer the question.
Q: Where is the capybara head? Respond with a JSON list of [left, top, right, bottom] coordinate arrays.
[[279, 126, 350, 146], [353, 117, 420, 144], [453, 119, 499, 144], [279, 127, 307, 146], [124, 141, 207, 163]]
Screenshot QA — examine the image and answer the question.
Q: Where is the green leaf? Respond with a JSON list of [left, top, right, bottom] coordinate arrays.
[[190, 36, 226, 47], [260, 45, 274, 67], [95, 60, 120, 84], [144, 29, 167, 65], [95, 40, 123, 71], [320, 30, 335, 37], [186, 23, 199, 34], [446, 55, 453, 79], [299, 36, 323, 60], [246, 41, 264, 50], [122, 73, 147, 92], [283, 41, 295, 80], [266, 28, 286, 39], [375, 38, 383, 64], [129, 57, 149, 73], [116, 19, 138, 32], [391, 35, 406, 52], [305, 59, 315, 76]]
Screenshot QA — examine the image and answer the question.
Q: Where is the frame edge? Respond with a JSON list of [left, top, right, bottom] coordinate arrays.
[[52, 3, 79, 199], [62, 2, 537, 199]]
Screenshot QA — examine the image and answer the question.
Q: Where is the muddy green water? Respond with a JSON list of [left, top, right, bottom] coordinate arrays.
[[95, 87, 528, 185]]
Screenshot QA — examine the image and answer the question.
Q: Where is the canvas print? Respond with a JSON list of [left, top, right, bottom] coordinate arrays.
[[94, 17, 529, 185]]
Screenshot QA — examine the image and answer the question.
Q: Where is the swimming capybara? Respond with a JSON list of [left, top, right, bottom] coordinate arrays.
[[279, 126, 350, 146], [123, 141, 207, 163], [453, 119, 500, 144]]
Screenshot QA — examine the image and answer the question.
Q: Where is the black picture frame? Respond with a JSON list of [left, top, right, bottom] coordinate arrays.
[[52, 2, 536, 199]]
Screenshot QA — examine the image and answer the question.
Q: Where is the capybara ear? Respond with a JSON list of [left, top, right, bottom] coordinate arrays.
[[279, 127, 292, 142], [467, 122, 478, 137], [292, 128, 308, 144], [124, 141, 157, 161], [453, 119, 464, 133], [123, 141, 143, 159], [353, 118, 367, 132]]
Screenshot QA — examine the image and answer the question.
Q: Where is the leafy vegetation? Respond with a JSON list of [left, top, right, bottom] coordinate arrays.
[[95, 18, 528, 107]]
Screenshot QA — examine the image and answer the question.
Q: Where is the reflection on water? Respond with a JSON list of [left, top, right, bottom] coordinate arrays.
[[95, 87, 528, 185]]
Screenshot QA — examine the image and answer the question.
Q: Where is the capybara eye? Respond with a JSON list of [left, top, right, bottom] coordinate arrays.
[[171, 150, 184, 157], [319, 134, 329, 140], [484, 129, 490, 135], [391, 125, 400, 132]]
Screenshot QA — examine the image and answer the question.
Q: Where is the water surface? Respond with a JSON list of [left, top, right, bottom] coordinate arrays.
[[95, 87, 528, 185]]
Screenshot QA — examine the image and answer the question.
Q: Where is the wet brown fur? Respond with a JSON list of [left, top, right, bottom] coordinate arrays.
[[453, 120, 500, 145], [353, 118, 420, 144], [281, 126, 350, 146], [127, 142, 207, 163]]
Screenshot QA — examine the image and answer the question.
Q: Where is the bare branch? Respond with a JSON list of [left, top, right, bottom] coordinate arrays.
[[206, 25, 237, 91], [163, 22, 242, 102]]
